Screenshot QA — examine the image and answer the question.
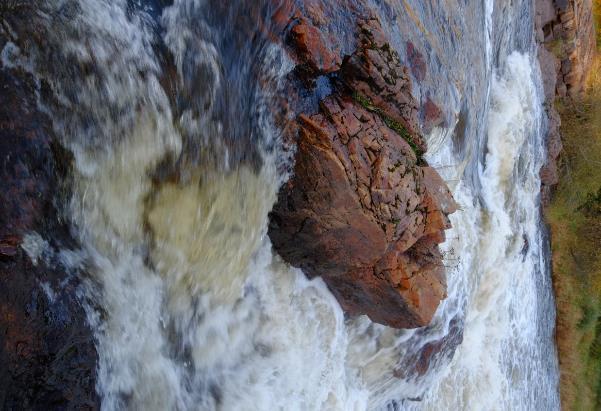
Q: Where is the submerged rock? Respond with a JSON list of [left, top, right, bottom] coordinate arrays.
[[269, 16, 457, 328]]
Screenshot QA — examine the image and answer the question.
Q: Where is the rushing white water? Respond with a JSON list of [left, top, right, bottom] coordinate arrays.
[[412, 52, 559, 411], [12, 0, 560, 409]]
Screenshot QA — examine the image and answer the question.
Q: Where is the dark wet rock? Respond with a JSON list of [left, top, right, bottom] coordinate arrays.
[[269, 14, 457, 329], [0, 65, 98, 409], [393, 316, 464, 379], [0, 237, 19, 259]]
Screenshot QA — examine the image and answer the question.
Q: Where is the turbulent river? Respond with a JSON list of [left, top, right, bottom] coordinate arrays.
[[7, 0, 560, 409]]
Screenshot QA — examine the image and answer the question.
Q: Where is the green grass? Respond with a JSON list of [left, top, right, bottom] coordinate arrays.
[[547, 54, 601, 410]]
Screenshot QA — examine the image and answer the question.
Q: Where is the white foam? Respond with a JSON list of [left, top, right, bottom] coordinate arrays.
[[21, 232, 50, 266]]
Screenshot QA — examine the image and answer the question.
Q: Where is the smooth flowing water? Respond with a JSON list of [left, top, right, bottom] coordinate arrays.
[[6, 0, 560, 409]]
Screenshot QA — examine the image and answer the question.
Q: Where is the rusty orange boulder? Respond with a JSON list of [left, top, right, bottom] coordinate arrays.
[[268, 17, 457, 328], [288, 17, 342, 74]]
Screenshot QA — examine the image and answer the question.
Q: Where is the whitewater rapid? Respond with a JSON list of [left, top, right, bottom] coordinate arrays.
[[8, 0, 560, 409], [412, 51, 559, 411]]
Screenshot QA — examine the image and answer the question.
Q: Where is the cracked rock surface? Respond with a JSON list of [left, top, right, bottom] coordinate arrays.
[[269, 15, 457, 328]]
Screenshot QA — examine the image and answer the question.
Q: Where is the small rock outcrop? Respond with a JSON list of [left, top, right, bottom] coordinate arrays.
[[269, 17, 457, 328]]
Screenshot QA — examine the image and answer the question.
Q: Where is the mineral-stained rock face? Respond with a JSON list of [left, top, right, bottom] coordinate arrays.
[[269, 17, 457, 328]]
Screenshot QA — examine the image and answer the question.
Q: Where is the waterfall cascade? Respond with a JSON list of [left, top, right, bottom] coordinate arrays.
[[3, 0, 560, 409]]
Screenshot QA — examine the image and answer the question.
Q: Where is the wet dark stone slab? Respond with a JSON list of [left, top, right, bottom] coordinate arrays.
[[0, 65, 99, 410]]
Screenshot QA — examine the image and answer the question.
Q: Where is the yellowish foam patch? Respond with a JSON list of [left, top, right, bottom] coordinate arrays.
[[147, 166, 276, 305]]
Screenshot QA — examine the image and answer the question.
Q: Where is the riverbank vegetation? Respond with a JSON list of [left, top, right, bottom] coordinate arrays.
[[546, 37, 601, 411]]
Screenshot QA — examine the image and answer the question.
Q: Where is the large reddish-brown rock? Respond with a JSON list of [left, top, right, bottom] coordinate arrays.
[[269, 17, 457, 328]]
